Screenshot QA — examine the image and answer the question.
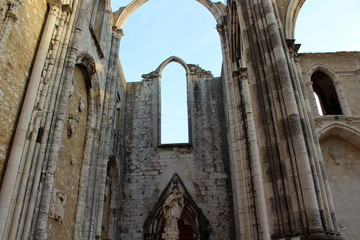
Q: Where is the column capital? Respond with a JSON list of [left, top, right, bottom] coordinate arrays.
[[112, 27, 124, 39], [233, 67, 248, 81], [47, 0, 63, 8]]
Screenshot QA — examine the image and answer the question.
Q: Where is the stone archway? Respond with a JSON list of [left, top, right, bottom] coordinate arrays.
[[144, 174, 211, 240], [114, 0, 224, 29]]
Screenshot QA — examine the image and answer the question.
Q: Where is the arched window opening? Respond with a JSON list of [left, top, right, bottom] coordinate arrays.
[[295, 0, 360, 52], [311, 71, 342, 115], [112, 0, 222, 83], [161, 63, 189, 144]]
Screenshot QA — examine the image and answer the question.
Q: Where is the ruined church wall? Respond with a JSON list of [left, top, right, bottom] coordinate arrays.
[[319, 137, 360, 240], [298, 52, 360, 239], [47, 66, 88, 240], [298, 52, 360, 120], [0, 0, 47, 183], [121, 75, 234, 239]]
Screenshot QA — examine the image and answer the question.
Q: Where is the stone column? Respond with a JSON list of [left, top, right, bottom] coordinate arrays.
[[333, 78, 352, 117], [0, 2, 61, 239], [304, 75, 321, 118], [237, 0, 343, 238]]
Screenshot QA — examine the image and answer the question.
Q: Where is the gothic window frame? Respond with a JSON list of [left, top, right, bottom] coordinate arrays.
[[149, 56, 193, 147], [304, 64, 352, 118]]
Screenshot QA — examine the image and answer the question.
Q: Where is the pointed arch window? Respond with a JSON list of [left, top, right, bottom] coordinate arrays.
[[311, 71, 342, 115], [160, 62, 190, 144]]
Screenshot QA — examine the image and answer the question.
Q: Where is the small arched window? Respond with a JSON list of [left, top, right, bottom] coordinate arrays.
[[311, 71, 342, 115]]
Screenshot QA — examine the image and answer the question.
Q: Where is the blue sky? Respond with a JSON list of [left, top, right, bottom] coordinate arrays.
[[295, 0, 360, 53], [111, 0, 360, 143]]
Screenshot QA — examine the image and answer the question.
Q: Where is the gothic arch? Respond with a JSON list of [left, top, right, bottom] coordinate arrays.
[[73, 52, 103, 239], [317, 122, 360, 149], [114, 0, 224, 29], [156, 56, 190, 76], [144, 174, 211, 240], [284, 0, 306, 38], [75, 52, 101, 117], [304, 63, 337, 79], [303, 63, 352, 116]]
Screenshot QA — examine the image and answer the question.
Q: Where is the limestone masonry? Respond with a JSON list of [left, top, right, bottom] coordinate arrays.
[[0, 0, 359, 240]]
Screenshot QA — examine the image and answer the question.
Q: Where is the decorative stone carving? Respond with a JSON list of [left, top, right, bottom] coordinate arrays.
[[67, 114, 80, 137], [328, 145, 341, 165], [79, 96, 86, 112], [49, 189, 67, 222], [162, 185, 184, 240], [141, 71, 159, 81], [69, 153, 75, 165]]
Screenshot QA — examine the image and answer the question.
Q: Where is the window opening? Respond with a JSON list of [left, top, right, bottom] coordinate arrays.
[[311, 71, 342, 115], [314, 92, 324, 116], [161, 63, 189, 144], [112, 0, 222, 82]]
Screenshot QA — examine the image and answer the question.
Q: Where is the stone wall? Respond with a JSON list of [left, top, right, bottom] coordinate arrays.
[[0, 0, 47, 182], [47, 66, 88, 240], [121, 69, 234, 239], [298, 52, 360, 240], [298, 52, 360, 119], [319, 137, 360, 240]]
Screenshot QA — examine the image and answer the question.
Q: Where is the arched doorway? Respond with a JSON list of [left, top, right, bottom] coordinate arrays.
[[144, 174, 211, 240]]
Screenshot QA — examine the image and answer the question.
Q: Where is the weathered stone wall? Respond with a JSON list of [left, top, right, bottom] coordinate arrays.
[[0, 0, 47, 182], [298, 52, 360, 119], [121, 71, 234, 239], [319, 137, 360, 240], [298, 51, 360, 240], [47, 66, 88, 240]]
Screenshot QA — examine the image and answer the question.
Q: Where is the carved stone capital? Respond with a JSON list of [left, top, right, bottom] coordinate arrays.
[[234, 67, 248, 82], [286, 39, 301, 59], [112, 27, 124, 39]]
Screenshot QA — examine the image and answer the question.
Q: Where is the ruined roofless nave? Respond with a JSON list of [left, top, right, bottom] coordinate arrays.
[[0, 0, 360, 239]]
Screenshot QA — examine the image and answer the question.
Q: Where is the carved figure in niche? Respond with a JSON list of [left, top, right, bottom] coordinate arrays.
[[79, 96, 86, 112], [328, 145, 341, 165], [49, 189, 67, 222], [69, 153, 75, 165], [162, 185, 184, 240], [67, 114, 80, 137]]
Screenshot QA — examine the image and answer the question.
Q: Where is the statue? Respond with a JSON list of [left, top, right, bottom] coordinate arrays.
[[67, 114, 80, 137], [162, 186, 184, 240]]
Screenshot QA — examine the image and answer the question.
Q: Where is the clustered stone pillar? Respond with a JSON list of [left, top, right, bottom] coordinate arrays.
[[0, 2, 61, 238]]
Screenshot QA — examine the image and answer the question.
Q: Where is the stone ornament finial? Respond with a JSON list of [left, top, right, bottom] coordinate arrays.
[[162, 184, 184, 240]]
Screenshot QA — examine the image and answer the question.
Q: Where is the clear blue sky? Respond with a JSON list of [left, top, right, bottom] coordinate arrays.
[[111, 0, 360, 143], [295, 0, 360, 53]]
